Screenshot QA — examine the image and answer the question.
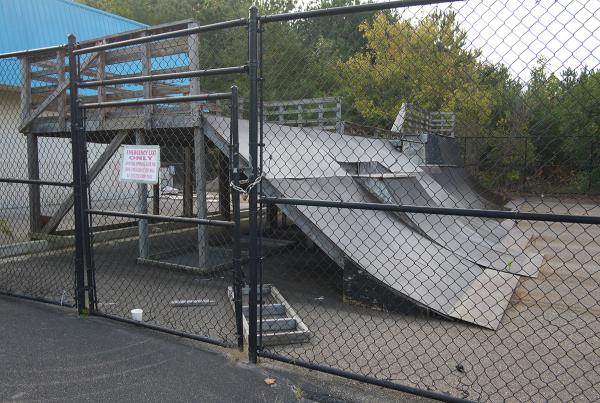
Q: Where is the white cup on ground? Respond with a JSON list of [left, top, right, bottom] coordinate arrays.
[[130, 308, 143, 322]]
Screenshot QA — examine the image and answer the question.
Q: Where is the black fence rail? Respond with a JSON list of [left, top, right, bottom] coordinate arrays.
[[0, 1, 599, 402]]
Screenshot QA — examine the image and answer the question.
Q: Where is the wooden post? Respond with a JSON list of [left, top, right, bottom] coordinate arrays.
[[56, 49, 67, 131], [142, 36, 156, 221], [317, 103, 324, 129], [195, 128, 207, 267], [218, 152, 231, 220], [189, 22, 207, 268], [152, 184, 160, 216], [183, 146, 193, 217], [19, 56, 31, 127], [335, 98, 343, 134], [96, 45, 106, 125], [27, 134, 41, 236], [135, 130, 149, 259], [21, 56, 40, 237], [297, 104, 303, 128], [142, 37, 152, 130]]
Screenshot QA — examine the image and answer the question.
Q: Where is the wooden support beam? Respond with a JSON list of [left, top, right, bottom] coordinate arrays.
[[20, 56, 31, 123], [317, 103, 324, 128], [189, 21, 207, 268], [195, 127, 207, 268], [335, 98, 343, 134], [297, 104, 303, 128], [56, 49, 67, 131], [141, 36, 152, 130], [97, 45, 106, 125], [136, 130, 149, 259], [152, 184, 160, 216], [183, 147, 193, 217], [40, 130, 128, 234], [27, 134, 41, 236]]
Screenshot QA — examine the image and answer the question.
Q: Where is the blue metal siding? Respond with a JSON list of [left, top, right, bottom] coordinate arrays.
[[0, 0, 146, 54]]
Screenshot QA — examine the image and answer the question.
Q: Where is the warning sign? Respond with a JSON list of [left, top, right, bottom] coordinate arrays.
[[119, 145, 160, 184]]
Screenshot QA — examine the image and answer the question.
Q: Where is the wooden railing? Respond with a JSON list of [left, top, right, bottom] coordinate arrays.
[[392, 102, 455, 137], [18, 20, 199, 133], [262, 96, 343, 133]]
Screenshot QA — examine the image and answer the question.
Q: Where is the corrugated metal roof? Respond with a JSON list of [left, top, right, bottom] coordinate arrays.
[[0, 0, 146, 54]]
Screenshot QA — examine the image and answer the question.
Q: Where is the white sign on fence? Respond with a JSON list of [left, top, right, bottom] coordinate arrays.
[[119, 145, 160, 184]]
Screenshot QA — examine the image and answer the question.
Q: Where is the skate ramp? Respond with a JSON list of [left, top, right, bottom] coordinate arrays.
[[203, 115, 522, 329], [267, 176, 519, 330]]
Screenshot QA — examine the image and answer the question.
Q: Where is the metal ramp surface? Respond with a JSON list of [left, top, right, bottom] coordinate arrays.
[[380, 176, 542, 277], [204, 115, 524, 329]]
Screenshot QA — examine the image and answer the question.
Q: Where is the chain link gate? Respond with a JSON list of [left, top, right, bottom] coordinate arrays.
[[68, 21, 248, 347]]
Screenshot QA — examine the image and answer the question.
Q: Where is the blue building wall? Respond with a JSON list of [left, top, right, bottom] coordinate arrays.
[[0, 0, 145, 54], [0, 1, 148, 234], [0, 0, 147, 87]]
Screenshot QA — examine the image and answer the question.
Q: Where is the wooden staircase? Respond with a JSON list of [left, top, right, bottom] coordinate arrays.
[[228, 284, 310, 346]]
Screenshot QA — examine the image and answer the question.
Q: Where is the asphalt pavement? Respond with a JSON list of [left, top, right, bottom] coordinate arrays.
[[0, 295, 427, 403]]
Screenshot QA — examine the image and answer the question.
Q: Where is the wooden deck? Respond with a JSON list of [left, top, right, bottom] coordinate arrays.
[[18, 19, 214, 138]]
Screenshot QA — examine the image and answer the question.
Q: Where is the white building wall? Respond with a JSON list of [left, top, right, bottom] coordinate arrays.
[[0, 88, 136, 236]]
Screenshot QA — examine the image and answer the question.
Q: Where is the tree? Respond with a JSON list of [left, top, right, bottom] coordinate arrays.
[[559, 68, 600, 190], [337, 11, 496, 134]]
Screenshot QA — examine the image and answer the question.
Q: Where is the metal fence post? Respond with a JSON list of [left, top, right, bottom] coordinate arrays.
[[247, 4, 259, 364], [230, 86, 244, 351], [67, 34, 87, 314]]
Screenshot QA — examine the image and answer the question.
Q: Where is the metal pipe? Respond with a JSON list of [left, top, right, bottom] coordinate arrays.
[[247, 4, 259, 365], [80, 93, 233, 109], [78, 65, 249, 88], [230, 86, 244, 352], [78, 64, 95, 315], [0, 291, 76, 308], [257, 351, 474, 403], [86, 209, 235, 227], [90, 312, 228, 347], [262, 197, 600, 225], [0, 178, 73, 187], [67, 34, 87, 315], [0, 44, 66, 59], [257, 16, 265, 352], [74, 18, 248, 55], [260, 0, 460, 23]]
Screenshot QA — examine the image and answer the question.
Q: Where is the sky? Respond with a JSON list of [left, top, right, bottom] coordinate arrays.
[[301, 0, 600, 83]]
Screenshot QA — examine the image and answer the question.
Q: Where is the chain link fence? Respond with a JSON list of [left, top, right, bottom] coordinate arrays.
[[255, 1, 600, 402], [0, 1, 599, 401], [0, 47, 77, 306]]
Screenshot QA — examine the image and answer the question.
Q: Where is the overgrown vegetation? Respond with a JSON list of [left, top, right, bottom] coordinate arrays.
[[79, 0, 599, 194]]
